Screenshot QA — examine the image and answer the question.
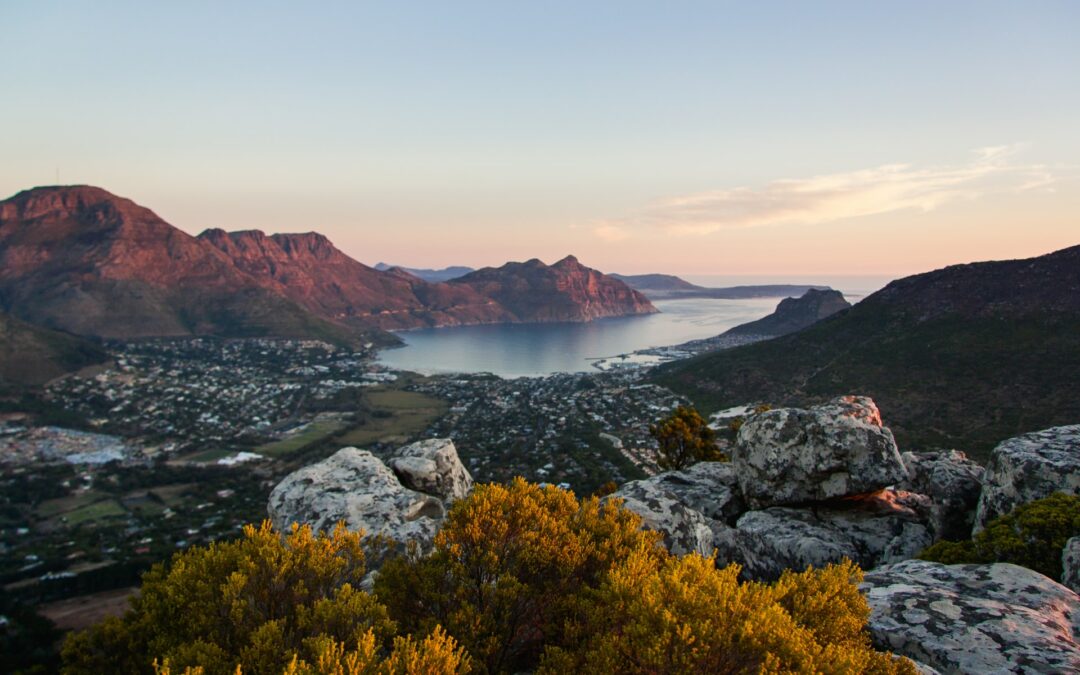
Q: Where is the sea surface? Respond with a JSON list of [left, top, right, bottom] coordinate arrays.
[[379, 274, 895, 378]]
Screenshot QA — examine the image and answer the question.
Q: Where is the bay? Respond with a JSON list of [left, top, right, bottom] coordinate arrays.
[[380, 297, 783, 378]]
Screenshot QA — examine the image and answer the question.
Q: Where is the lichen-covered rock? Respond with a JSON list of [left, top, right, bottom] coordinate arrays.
[[899, 449, 983, 540], [608, 480, 714, 556], [714, 490, 932, 580], [733, 396, 908, 508], [1064, 536, 1080, 594], [388, 438, 473, 503], [974, 424, 1080, 532], [862, 559, 1080, 673], [268, 446, 445, 552], [627, 461, 745, 523]]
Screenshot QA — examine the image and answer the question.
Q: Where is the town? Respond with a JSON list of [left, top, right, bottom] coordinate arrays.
[[1, 337, 691, 621]]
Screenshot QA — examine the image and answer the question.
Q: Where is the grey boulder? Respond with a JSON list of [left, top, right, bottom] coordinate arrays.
[[862, 559, 1080, 673], [734, 396, 909, 508], [389, 438, 473, 503], [714, 490, 933, 581], [268, 446, 446, 552], [899, 450, 984, 540], [627, 461, 745, 523], [974, 424, 1080, 532], [608, 479, 714, 557]]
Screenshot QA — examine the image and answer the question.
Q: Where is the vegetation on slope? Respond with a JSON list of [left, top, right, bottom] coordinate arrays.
[[0, 312, 107, 386], [919, 493, 1080, 581], [61, 480, 914, 674]]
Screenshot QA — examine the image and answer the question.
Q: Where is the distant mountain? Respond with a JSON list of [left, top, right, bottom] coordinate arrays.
[[724, 289, 851, 337], [611, 273, 703, 292], [654, 245, 1080, 459], [0, 186, 655, 343], [374, 263, 475, 283], [451, 256, 657, 322], [0, 311, 106, 386], [199, 230, 508, 330], [610, 273, 829, 300], [0, 186, 360, 345]]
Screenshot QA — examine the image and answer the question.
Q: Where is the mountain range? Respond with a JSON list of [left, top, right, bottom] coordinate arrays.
[[654, 245, 1080, 459], [611, 273, 829, 300], [373, 263, 474, 283], [0, 186, 655, 347]]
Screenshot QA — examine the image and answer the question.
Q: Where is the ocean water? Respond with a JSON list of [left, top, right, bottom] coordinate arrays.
[[378, 278, 896, 378]]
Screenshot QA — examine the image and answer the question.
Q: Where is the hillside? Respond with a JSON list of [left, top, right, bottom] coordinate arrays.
[[654, 245, 1080, 459], [0, 186, 362, 345], [452, 255, 657, 322], [610, 273, 702, 292], [0, 312, 107, 385], [724, 289, 851, 337]]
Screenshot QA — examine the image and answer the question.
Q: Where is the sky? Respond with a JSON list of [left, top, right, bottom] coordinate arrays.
[[2, 1, 1078, 276]]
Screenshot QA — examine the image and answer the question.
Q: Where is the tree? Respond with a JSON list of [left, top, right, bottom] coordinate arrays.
[[649, 406, 723, 470], [62, 522, 469, 675], [374, 478, 664, 674]]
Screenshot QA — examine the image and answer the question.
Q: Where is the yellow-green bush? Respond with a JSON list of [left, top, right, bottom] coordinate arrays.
[[539, 554, 913, 674], [64, 480, 913, 675], [920, 492, 1080, 581], [62, 522, 468, 675], [373, 477, 664, 674]]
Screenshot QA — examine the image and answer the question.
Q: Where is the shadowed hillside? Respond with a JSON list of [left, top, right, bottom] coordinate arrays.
[[654, 245, 1080, 460]]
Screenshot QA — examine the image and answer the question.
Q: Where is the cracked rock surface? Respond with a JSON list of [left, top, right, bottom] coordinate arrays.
[[862, 559, 1080, 673], [268, 446, 461, 553], [734, 396, 909, 508], [974, 424, 1080, 532]]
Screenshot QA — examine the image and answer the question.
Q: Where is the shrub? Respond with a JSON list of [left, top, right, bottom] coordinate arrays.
[[919, 492, 1080, 580], [373, 478, 663, 674], [62, 522, 467, 675], [539, 555, 914, 674]]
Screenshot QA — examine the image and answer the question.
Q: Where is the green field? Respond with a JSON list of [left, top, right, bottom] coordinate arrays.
[[178, 447, 236, 463], [35, 491, 109, 519], [60, 499, 126, 526], [256, 419, 346, 457], [336, 389, 447, 448]]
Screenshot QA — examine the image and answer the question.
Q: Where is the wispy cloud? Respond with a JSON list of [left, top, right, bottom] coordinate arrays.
[[594, 145, 1056, 239]]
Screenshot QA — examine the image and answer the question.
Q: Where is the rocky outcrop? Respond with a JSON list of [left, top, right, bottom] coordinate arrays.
[[714, 490, 933, 581], [974, 424, 1080, 532], [733, 396, 909, 509], [629, 461, 744, 523], [608, 479, 715, 557], [268, 444, 472, 553], [388, 438, 473, 502], [862, 560, 1080, 673], [898, 450, 983, 540], [1063, 536, 1080, 594], [723, 288, 851, 337]]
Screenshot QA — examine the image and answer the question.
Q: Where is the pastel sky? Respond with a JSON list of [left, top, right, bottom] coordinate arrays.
[[2, 1, 1078, 276]]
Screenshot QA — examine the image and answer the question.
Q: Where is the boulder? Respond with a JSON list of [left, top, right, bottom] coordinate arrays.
[[388, 438, 473, 503], [628, 461, 745, 523], [268, 447, 446, 552], [974, 424, 1080, 532], [733, 396, 909, 508], [1064, 536, 1080, 594], [898, 450, 983, 540], [862, 559, 1080, 673], [714, 490, 932, 581], [608, 479, 714, 557]]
